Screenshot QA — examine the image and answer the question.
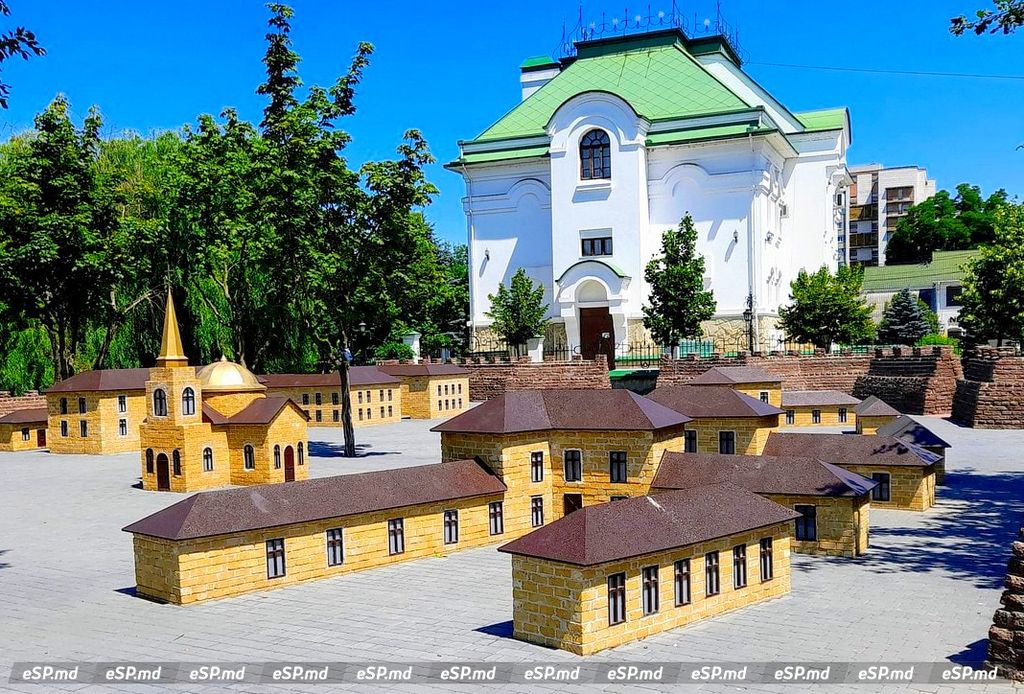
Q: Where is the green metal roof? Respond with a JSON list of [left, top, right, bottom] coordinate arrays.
[[646, 123, 776, 147], [456, 145, 549, 166], [795, 107, 848, 133], [520, 55, 558, 70], [474, 33, 749, 143], [861, 250, 979, 292]]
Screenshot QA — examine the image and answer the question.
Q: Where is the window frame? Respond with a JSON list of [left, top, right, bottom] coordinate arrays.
[[387, 518, 405, 555], [674, 559, 691, 606], [79, 419, 88, 438], [795, 504, 817, 541], [812, 409, 821, 424], [871, 472, 891, 502], [579, 128, 612, 181], [733, 544, 748, 589], [607, 572, 626, 625], [718, 430, 736, 455], [243, 444, 255, 471], [182, 387, 196, 416], [266, 538, 286, 579], [172, 449, 182, 476], [530, 451, 544, 483], [117, 395, 127, 413], [488, 501, 504, 536], [443, 509, 459, 545], [684, 430, 698, 453], [785, 410, 795, 425], [153, 389, 167, 417], [203, 447, 214, 472], [641, 565, 659, 616], [273, 444, 281, 470], [118, 418, 128, 437], [705, 551, 721, 596], [563, 449, 582, 482], [326, 528, 344, 566], [838, 407, 848, 423], [609, 451, 628, 483], [530, 496, 544, 528], [759, 537, 774, 581], [581, 236, 613, 257]]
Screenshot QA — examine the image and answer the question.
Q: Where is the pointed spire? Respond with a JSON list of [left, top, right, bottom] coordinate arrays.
[[157, 291, 189, 368]]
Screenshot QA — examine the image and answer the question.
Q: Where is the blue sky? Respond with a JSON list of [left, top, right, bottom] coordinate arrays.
[[2, 0, 1022, 243]]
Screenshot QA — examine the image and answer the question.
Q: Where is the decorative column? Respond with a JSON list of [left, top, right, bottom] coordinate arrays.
[[987, 526, 1024, 681]]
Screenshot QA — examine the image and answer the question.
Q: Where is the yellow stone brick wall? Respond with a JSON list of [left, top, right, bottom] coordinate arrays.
[[0, 423, 46, 451], [689, 416, 778, 455], [140, 420, 232, 492], [843, 464, 935, 511], [766, 494, 870, 557], [511, 523, 793, 655], [132, 493, 505, 604], [733, 383, 783, 408], [856, 414, 899, 435], [202, 391, 262, 418], [263, 384, 402, 427], [222, 407, 309, 486], [400, 375, 470, 419], [46, 390, 146, 454], [781, 405, 856, 428]]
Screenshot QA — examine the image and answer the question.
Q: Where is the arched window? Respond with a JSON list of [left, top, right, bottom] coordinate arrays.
[[298, 442, 304, 466], [182, 387, 196, 416], [244, 444, 255, 470], [145, 448, 154, 473], [203, 447, 214, 472], [172, 449, 182, 476], [153, 388, 167, 417], [273, 445, 281, 469], [580, 129, 611, 180]]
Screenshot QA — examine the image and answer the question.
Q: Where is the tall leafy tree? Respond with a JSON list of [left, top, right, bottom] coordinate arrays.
[[959, 204, 1024, 345], [952, 1, 1024, 34], [0, 1, 45, 109], [778, 265, 875, 350], [642, 214, 716, 346], [485, 268, 549, 348], [877, 288, 932, 345]]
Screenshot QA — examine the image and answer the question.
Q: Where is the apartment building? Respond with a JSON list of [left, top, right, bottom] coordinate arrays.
[[845, 164, 936, 267]]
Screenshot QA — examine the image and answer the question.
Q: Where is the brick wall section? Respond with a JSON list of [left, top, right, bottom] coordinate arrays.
[[852, 347, 962, 415], [0, 391, 45, 417], [952, 348, 1024, 429], [987, 526, 1024, 681], [656, 353, 872, 392], [767, 494, 869, 558], [458, 355, 610, 402]]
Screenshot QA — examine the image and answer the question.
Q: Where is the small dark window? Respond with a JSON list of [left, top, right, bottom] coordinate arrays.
[[443, 509, 459, 545], [785, 410, 795, 425], [580, 128, 611, 180], [389, 389, 394, 401], [314, 392, 322, 406], [315, 410, 322, 422], [358, 391, 363, 404], [609, 451, 628, 483], [145, 448, 154, 473], [795, 504, 817, 541], [203, 447, 214, 472], [59, 398, 68, 415], [388, 405, 393, 417], [564, 450, 582, 482], [641, 566, 659, 615], [610, 495, 628, 501], [21, 427, 29, 441], [871, 472, 891, 502], [182, 387, 196, 416], [244, 444, 255, 470], [273, 445, 281, 469], [79, 420, 88, 437], [380, 406, 385, 418], [118, 395, 127, 413], [333, 409, 339, 422], [266, 539, 286, 578], [759, 538, 774, 581], [118, 418, 127, 436], [839, 407, 848, 423], [607, 572, 626, 625], [153, 389, 167, 417], [172, 449, 182, 476], [489, 501, 504, 535], [812, 409, 821, 424], [298, 442, 304, 465], [674, 559, 691, 606], [530, 496, 544, 527], [759, 391, 769, 404], [388, 518, 405, 555], [581, 236, 613, 257], [302, 393, 309, 405], [60, 420, 68, 437], [719, 431, 736, 455], [733, 544, 747, 588], [705, 551, 721, 596], [530, 451, 544, 483], [78, 397, 86, 414], [326, 528, 344, 566], [331, 392, 339, 406], [684, 430, 697, 453]]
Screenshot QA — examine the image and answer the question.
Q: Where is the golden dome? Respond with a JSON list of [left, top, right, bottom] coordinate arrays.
[[196, 357, 266, 393]]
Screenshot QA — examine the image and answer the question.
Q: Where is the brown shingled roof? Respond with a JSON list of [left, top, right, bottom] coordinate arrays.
[[855, 395, 900, 417], [782, 390, 861, 407], [377, 363, 468, 377], [123, 459, 506, 541], [647, 385, 783, 419], [763, 432, 939, 468], [498, 483, 799, 566], [688, 366, 781, 386], [45, 367, 154, 393], [430, 389, 690, 434], [652, 452, 877, 497], [0, 407, 48, 425], [202, 396, 308, 426], [259, 366, 400, 388]]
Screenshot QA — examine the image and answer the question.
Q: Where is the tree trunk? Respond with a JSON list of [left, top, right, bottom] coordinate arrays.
[[337, 357, 357, 457]]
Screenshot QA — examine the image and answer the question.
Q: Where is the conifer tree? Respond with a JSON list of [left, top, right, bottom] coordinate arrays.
[[877, 288, 932, 345]]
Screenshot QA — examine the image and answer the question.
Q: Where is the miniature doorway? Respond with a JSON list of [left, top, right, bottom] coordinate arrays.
[[284, 446, 295, 482], [156, 453, 170, 491], [37, 428, 45, 448]]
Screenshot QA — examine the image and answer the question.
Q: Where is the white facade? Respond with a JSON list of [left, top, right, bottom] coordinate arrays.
[[847, 164, 936, 267], [450, 32, 851, 353]]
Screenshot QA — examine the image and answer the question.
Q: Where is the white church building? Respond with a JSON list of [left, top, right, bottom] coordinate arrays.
[[447, 29, 851, 359]]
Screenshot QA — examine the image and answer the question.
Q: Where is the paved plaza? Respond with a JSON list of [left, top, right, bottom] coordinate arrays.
[[0, 416, 1022, 693]]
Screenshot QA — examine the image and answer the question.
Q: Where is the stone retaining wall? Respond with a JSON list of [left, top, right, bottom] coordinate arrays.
[[852, 346, 962, 415], [987, 526, 1024, 681], [952, 347, 1024, 428], [656, 351, 872, 392], [458, 355, 610, 402], [0, 391, 45, 417]]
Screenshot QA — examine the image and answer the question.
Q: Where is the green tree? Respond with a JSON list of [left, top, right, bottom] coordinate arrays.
[[952, 1, 1024, 34], [877, 288, 932, 345], [778, 265, 875, 350], [885, 184, 1009, 265], [642, 214, 716, 345], [959, 204, 1024, 345], [0, 1, 45, 109], [485, 268, 549, 348]]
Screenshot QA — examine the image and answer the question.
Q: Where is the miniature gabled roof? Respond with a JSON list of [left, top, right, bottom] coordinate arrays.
[[688, 366, 782, 386], [44, 368, 154, 394], [498, 483, 799, 566], [0, 407, 48, 425], [876, 415, 951, 449], [646, 385, 783, 419], [763, 432, 940, 468], [430, 389, 690, 434], [123, 459, 507, 541], [377, 363, 468, 377], [782, 390, 861, 407], [651, 452, 877, 498], [259, 366, 400, 388], [201, 396, 308, 426], [855, 395, 900, 417]]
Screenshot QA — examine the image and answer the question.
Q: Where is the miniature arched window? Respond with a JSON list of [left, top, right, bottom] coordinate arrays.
[[298, 442, 305, 466], [153, 388, 168, 416], [203, 447, 214, 472], [580, 129, 611, 180], [244, 444, 255, 470], [172, 449, 182, 476], [145, 448, 154, 473], [273, 445, 281, 469], [182, 387, 196, 416]]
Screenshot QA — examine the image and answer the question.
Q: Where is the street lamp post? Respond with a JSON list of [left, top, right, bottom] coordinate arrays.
[[742, 294, 754, 353]]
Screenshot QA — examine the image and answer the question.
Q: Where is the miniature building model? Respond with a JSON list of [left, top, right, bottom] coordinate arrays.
[[876, 415, 951, 484], [124, 459, 507, 604], [377, 363, 470, 419], [499, 483, 798, 654], [781, 390, 860, 428], [652, 453, 876, 557], [854, 395, 900, 434], [0, 407, 48, 451], [139, 294, 309, 493], [687, 366, 784, 407], [260, 367, 403, 427], [645, 385, 781, 455], [44, 368, 149, 454], [433, 389, 690, 522], [763, 432, 938, 511]]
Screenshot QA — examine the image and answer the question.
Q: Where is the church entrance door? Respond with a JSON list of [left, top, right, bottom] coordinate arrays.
[[284, 446, 295, 482], [579, 307, 615, 368]]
